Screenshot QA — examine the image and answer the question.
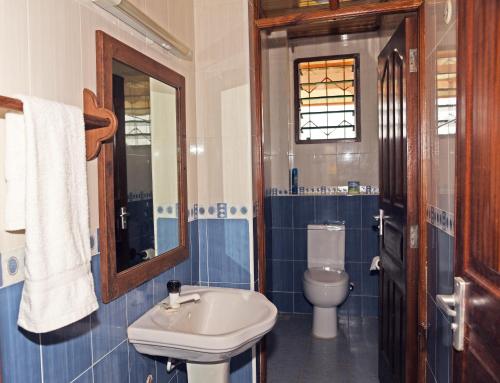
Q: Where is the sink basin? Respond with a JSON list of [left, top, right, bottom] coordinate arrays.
[[128, 285, 277, 383]]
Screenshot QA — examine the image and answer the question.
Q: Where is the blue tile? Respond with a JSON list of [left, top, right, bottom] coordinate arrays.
[[198, 219, 209, 282], [0, 283, 42, 383], [437, 229, 453, 295], [264, 197, 272, 227], [177, 365, 188, 383], [154, 357, 178, 383], [153, 267, 175, 304], [270, 196, 293, 228], [362, 229, 379, 263], [427, 224, 438, 299], [267, 292, 293, 313], [268, 228, 294, 260], [345, 263, 361, 295], [230, 348, 253, 383], [91, 255, 127, 361], [128, 343, 156, 383], [41, 316, 92, 383], [436, 307, 453, 383], [189, 220, 200, 284], [157, 218, 180, 254], [266, 260, 293, 292], [293, 229, 307, 261], [338, 196, 362, 229], [73, 368, 93, 383], [315, 196, 338, 224], [175, 256, 192, 285], [427, 362, 437, 383], [427, 294, 437, 374], [293, 196, 316, 229], [293, 260, 307, 293], [127, 279, 154, 325], [93, 341, 129, 383], [361, 195, 379, 229], [208, 282, 251, 289], [339, 295, 361, 317], [207, 219, 250, 284], [362, 264, 379, 296], [362, 296, 379, 317], [0, 253, 3, 287], [293, 292, 313, 314], [345, 229, 362, 262]]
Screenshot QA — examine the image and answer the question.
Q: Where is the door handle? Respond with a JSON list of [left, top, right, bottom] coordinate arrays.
[[435, 277, 469, 351], [374, 209, 391, 236], [120, 206, 129, 230]]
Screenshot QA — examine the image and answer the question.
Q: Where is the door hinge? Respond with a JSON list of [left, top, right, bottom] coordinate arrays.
[[409, 49, 418, 72], [410, 224, 419, 249]]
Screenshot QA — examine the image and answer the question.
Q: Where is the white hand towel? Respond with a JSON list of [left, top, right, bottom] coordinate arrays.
[[11, 96, 98, 333], [4, 112, 26, 230]]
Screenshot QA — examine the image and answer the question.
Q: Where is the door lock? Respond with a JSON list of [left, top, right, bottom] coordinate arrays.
[[436, 277, 469, 351]]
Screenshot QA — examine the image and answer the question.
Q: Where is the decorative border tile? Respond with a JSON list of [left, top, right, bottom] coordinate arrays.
[[426, 205, 455, 236], [188, 203, 252, 221], [265, 185, 380, 196], [127, 191, 152, 202]]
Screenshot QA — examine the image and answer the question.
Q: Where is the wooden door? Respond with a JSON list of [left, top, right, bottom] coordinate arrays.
[[378, 16, 419, 383], [455, 1, 500, 382]]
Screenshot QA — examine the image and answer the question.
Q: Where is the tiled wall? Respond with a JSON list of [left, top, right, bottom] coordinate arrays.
[[261, 31, 388, 191], [264, 195, 380, 317], [424, 0, 457, 382]]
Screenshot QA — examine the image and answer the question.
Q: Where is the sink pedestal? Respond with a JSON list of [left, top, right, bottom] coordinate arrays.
[[187, 361, 230, 383]]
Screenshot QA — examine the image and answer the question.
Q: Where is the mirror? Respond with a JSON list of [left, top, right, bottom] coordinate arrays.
[[96, 31, 187, 302]]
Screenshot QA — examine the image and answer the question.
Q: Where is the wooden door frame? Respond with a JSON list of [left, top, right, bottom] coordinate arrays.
[[250, 3, 427, 383]]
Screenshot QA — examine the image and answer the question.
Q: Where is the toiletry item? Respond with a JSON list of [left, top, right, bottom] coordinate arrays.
[[348, 181, 360, 195], [370, 256, 381, 271], [290, 168, 298, 194]]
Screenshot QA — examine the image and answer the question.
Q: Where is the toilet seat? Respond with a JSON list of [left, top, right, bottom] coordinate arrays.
[[303, 267, 348, 287]]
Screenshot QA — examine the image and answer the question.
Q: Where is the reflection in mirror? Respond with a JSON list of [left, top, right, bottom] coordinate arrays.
[[436, 50, 456, 136], [112, 60, 179, 272]]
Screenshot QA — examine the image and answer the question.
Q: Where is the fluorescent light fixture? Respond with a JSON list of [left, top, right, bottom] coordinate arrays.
[[93, 0, 192, 60]]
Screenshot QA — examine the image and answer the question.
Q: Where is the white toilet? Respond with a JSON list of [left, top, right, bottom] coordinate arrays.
[[303, 224, 349, 339]]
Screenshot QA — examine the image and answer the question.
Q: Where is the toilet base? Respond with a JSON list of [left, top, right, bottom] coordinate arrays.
[[312, 306, 338, 339]]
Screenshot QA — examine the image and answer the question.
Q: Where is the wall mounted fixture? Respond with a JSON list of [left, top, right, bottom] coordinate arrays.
[[92, 0, 192, 60]]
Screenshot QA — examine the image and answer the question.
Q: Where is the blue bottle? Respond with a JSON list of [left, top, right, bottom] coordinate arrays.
[[290, 168, 298, 195]]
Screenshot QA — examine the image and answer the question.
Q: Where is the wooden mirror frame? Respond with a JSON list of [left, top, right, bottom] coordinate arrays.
[[96, 31, 188, 303]]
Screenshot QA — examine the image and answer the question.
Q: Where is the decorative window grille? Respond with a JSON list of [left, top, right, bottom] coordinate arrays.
[[436, 51, 456, 136], [295, 54, 361, 143], [124, 78, 151, 146]]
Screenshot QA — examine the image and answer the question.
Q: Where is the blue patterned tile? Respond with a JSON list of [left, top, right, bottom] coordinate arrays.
[[0, 283, 42, 383], [207, 219, 250, 284], [345, 229, 362, 262], [268, 228, 294, 260], [127, 279, 154, 325], [293, 260, 307, 293], [266, 260, 293, 292], [128, 343, 156, 383], [270, 196, 293, 228], [314, 196, 338, 224], [41, 316, 92, 383], [362, 264, 379, 296], [338, 196, 362, 229], [345, 263, 361, 296], [93, 341, 129, 383], [91, 255, 127, 361], [293, 196, 316, 229], [230, 348, 253, 383], [361, 195, 379, 229], [217, 202, 227, 218], [362, 296, 379, 317], [293, 229, 307, 261], [266, 292, 293, 313], [294, 292, 313, 314], [362, 229, 379, 263]]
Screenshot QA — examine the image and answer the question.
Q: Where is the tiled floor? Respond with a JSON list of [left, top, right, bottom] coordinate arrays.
[[267, 315, 379, 383]]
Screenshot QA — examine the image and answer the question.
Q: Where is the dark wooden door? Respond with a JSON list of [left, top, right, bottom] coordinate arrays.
[[455, 1, 500, 382], [378, 16, 419, 383]]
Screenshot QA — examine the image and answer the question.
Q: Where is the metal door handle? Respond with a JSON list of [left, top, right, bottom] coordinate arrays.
[[120, 206, 129, 230], [435, 277, 469, 351]]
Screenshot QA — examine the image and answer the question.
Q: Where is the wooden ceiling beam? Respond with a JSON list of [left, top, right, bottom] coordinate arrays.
[[255, 0, 422, 30]]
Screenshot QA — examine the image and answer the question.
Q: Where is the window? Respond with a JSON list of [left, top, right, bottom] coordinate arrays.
[[295, 54, 361, 143]]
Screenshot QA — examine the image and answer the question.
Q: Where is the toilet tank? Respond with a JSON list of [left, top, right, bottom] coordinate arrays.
[[307, 224, 346, 270]]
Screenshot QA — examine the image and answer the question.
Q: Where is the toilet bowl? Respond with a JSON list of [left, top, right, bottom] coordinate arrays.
[[303, 224, 349, 339]]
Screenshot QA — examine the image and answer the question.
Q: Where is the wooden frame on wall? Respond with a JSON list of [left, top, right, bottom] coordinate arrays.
[[95, 30, 188, 303], [293, 53, 361, 144]]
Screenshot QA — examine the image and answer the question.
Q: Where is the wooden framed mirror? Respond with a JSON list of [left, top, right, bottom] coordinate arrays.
[[96, 31, 187, 303]]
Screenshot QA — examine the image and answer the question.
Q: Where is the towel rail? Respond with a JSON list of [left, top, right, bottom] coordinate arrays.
[[0, 88, 117, 160]]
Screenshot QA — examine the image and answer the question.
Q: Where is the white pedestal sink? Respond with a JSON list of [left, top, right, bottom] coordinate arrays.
[[128, 286, 277, 383]]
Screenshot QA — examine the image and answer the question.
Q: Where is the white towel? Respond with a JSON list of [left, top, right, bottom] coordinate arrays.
[[4, 112, 26, 230], [6, 96, 98, 333]]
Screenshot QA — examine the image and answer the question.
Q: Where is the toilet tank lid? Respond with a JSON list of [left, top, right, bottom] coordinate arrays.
[[307, 223, 345, 231]]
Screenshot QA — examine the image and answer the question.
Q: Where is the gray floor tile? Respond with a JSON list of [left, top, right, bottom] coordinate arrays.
[[268, 315, 379, 383]]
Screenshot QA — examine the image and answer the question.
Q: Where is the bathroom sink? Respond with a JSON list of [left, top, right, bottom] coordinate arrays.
[[128, 285, 277, 382]]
